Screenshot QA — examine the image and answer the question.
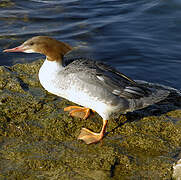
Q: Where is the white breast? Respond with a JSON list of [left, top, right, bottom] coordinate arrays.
[[39, 59, 64, 96]]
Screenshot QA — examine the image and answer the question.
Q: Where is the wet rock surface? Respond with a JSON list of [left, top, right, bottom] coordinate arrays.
[[0, 60, 181, 179]]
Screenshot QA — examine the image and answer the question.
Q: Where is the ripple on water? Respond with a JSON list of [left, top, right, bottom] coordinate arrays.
[[0, 0, 181, 90]]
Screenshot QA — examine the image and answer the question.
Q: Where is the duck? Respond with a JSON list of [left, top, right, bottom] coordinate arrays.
[[3, 36, 169, 144]]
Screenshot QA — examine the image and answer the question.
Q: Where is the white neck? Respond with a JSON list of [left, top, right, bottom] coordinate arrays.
[[42, 58, 64, 72]]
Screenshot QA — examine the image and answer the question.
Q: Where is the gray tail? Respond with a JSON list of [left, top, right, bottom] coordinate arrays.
[[127, 89, 169, 112]]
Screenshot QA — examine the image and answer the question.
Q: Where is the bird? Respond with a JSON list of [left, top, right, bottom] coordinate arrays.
[[3, 36, 169, 144]]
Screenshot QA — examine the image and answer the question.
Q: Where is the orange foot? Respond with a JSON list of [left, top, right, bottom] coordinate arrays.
[[64, 106, 94, 119], [78, 120, 108, 144], [78, 128, 104, 144]]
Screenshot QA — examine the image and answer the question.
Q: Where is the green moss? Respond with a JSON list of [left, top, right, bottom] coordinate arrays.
[[0, 60, 181, 179], [0, 0, 15, 8]]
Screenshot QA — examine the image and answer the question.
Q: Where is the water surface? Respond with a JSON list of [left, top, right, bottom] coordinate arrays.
[[0, 0, 181, 88]]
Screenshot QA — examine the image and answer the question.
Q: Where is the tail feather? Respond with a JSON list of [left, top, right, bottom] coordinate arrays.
[[127, 89, 169, 112]]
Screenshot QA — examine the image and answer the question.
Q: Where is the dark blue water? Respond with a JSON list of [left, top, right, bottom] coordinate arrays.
[[0, 0, 181, 89]]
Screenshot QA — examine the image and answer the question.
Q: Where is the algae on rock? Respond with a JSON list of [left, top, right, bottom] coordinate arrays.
[[0, 59, 181, 179]]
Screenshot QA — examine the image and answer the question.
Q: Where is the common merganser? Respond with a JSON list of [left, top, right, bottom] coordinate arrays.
[[3, 36, 169, 144]]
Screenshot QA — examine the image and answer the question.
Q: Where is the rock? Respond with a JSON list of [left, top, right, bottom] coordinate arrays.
[[0, 60, 181, 179]]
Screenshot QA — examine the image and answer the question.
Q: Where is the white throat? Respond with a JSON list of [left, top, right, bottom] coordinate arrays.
[[24, 49, 36, 53]]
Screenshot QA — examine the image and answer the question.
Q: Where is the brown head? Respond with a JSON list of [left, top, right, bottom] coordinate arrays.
[[3, 36, 72, 62]]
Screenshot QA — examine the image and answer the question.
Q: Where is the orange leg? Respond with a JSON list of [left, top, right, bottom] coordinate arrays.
[[78, 119, 108, 144], [64, 106, 95, 119]]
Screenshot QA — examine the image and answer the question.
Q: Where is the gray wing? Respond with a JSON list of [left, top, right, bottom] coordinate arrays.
[[63, 58, 152, 100]]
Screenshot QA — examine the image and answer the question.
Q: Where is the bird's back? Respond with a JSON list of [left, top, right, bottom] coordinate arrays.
[[62, 52, 169, 118]]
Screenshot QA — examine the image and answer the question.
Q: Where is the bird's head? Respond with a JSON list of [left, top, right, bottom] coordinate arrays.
[[3, 36, 72, 62]]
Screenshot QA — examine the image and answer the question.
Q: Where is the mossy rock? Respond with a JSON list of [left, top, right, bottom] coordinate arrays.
[[0, 60, 181, 179]]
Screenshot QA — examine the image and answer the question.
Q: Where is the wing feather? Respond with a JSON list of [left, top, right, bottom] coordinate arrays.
[[64, 58, 151, 99]]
